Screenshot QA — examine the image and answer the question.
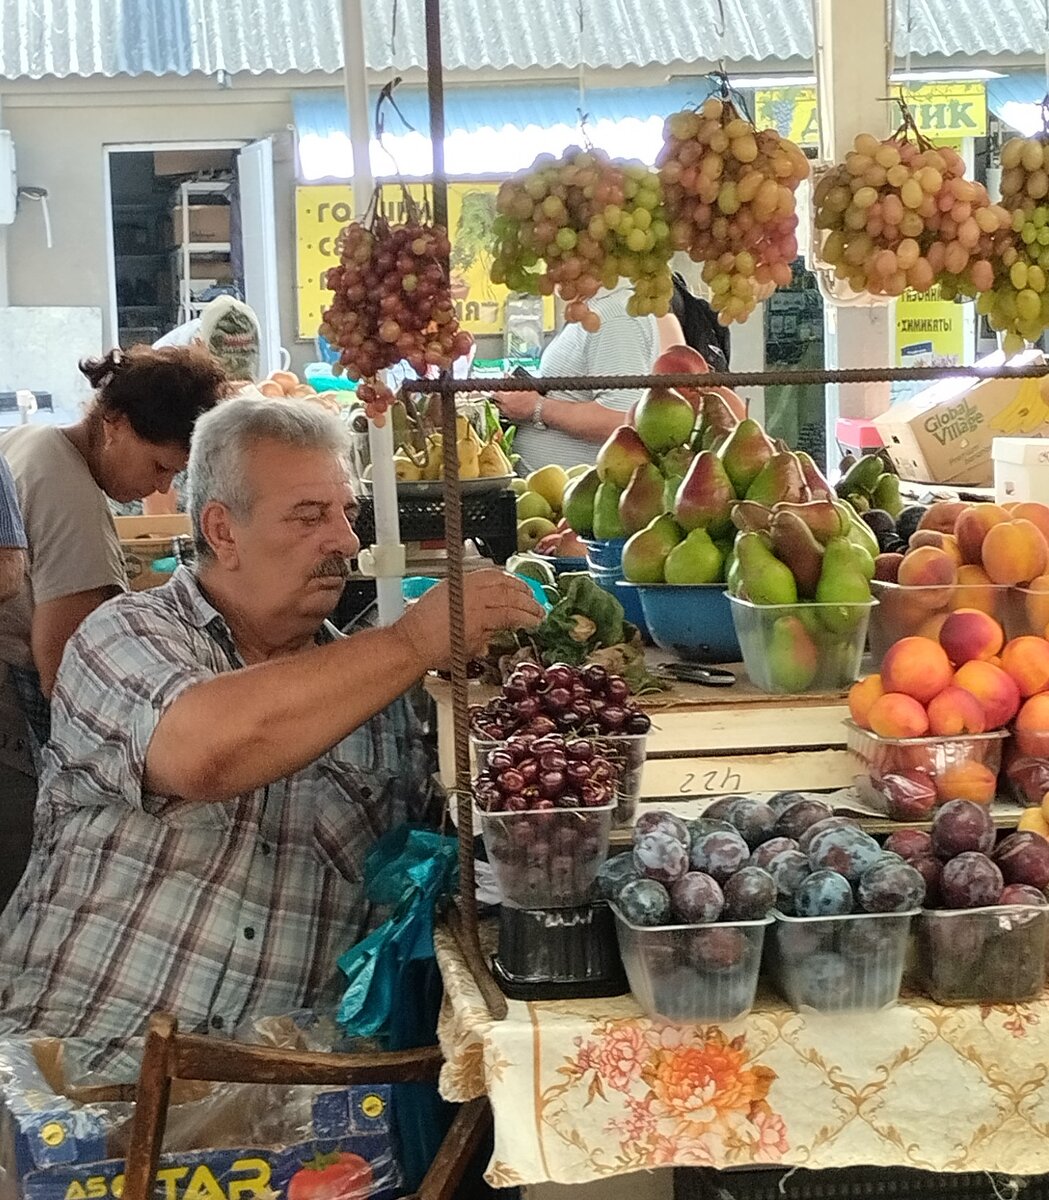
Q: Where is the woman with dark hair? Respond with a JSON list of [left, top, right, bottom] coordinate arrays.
[[0, 344, 227, 755]]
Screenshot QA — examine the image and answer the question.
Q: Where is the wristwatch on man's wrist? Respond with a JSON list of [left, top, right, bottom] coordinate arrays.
[[531, 399, 547, 431]]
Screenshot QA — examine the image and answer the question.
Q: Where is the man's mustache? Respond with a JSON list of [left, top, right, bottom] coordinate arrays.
[[310, 555, 352, 579]]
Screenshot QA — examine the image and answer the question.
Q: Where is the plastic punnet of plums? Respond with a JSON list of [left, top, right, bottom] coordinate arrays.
[[320, 193, 472, 425]]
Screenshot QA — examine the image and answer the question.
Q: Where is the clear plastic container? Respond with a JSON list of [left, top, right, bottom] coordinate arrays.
[[769, 909, 917, 1012], [917, 905, 1049, 1004], [480, 803, 614, 909], [472, 733, 648, 827], [846, 721, 1007, 818], [1003, 728, 1049, 807], [868, 580, 1010, 665], [728, 596, 875, 694], [1004, 584, 1049, 640], [611, 906, 771, 1022]]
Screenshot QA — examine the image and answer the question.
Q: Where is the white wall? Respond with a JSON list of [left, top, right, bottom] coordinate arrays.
[[1, 82, 299, 361]]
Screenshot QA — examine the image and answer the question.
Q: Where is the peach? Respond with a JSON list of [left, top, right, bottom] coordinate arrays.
[[917, 500, 969, 534], [953, 660, 1022, 729], [898, 546, 958, 589], [950, 564, 1001, 616], [1020, 808, 1049, 836], [881, 637, 954, 704], [1023, 574, 1049, 634], [1042, 791, 1049, 822], [868, 693, 930, 739], [934, 761, 997, 806], [1001, 636, 1049, 698], [848, 674, 884, 730], [981, 519, 1049, 586], [955, 503, 1010, 564], [909, 530, 963, 566], [926, 687, 988, 736], [1016, 692, 1049, 733], [877, 586, 942, 636], [1010, 502, 1049, 545], [938, 608, 1005, 666]]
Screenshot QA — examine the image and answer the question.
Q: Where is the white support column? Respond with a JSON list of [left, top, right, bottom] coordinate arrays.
[[815, 0, 893, 462], [0, 97, 8, 308], [340, 0, 405, 626]]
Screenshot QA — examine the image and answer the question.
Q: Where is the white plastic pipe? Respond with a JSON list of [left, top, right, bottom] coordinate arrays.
[[340, 0, 404, 626]]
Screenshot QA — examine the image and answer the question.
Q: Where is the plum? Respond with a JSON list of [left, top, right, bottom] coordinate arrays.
[[878, 769, 938, 822], [749, 836, 799, 870], [722, 866, 778, 921], [618, 878, 672, 926], [793, 869, 855, 917], [772, 799, 833, 842], [808, 826, 882, 884], [799, 816, 859, 854], [704, 796, 745, 821], [683, 926, 746, 972], [838, 919, 902, 962], [940, 852, 1004, 909], [670, 871, 724, 924], [884, 828, 933, 862], [776, 921, 833, 960], [910, 855, 944, 907], [979, 924, 1045, 1001], [994, 832, 1049, 890], [634, 810, 690, 847], [931, 799, 995, 860], [790, 951, 852, 1010], [633, 831, 689, 884], [857, 860, 926, 913], [999, 883, 1049, 907], [689, 829, 749, 883], [767, 791, 808, 817], [595, 852, 639, 901], [725, 798, 776, 848], [766, 849, 812, 915], [686, 817, 736, 842]]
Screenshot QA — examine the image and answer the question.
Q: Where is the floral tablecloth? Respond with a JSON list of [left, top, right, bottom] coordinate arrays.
[[435, 923, 1049, 1187]]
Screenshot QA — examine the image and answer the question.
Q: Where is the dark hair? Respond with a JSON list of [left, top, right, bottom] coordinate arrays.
[[671, 274, 731, 372], [79, 345, 228, 450]]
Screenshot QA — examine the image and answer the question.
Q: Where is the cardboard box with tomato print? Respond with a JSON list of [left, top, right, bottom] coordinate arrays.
[[0, 1041, 402, 1200]]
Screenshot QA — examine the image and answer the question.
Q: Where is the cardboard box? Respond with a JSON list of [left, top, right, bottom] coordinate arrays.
[[0, 1040, 400, 1200], [114, 515, 191, 591], [993, 437, 1049, 503], [173, 205, 230, 245], [872, 350, 1049, 487]]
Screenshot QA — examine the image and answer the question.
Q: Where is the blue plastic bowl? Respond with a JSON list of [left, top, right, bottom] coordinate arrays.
[[609, 579, 652, 643], [622, 582, 740, 663], [583, 537, 626, 571], [534, 553, 588, 577]]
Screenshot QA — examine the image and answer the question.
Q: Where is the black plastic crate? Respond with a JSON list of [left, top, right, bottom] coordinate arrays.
[[677, 1166, 1047, 1200], [354, 491, 517, 565]]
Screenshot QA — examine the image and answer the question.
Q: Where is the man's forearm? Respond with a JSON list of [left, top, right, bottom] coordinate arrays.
[[540, 396, 626, 442], [145, 623, 427, 803]]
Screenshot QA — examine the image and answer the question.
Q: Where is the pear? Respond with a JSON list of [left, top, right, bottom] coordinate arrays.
[[565, 463, 591, 480], [563, 467, 600, 538], [744, 452, 810, 507], [592, 481, 626, 541], [731, 500, 773, 533], [718, 419, 776, 497], [770, 499, 849, 544], [796, 451, 835, 501], [696, 392, 739, 451], [622, 515, 684, 584], [766, 615, 820, 692], [393, 454, 423, 482], [770, 510, 824, 599], [596, 426, 651, 489], [516, 490, 554, 522], [815, 537, 873, 633], [527, 464, 569, 511], [509, 477, 529, 496], [664, 529, 724, 585], [479, 439, 512, 477], [619, 463, 667, 535], [673, 451, 735, 539], [634, 386, 696, 456], [735, 531, 798, 605]]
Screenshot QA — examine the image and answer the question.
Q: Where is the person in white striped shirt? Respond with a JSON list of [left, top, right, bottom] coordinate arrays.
[[495, 285, 661, 471]]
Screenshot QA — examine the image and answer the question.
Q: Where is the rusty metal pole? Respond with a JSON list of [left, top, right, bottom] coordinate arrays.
[[425, 0, 507, 1019]]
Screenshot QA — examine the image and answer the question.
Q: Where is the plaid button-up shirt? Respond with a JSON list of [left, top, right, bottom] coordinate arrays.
[[0, 567, 432, 1077]]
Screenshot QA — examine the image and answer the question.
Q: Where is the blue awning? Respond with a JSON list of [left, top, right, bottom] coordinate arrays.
[[987, 73, 1048, 133]]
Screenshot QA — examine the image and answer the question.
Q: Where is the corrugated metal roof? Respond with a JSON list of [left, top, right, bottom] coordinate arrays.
[[0, 0, 1042, 83]]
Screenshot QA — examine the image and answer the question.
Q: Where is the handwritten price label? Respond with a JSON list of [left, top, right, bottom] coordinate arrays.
[[678, 766, 743, 796]]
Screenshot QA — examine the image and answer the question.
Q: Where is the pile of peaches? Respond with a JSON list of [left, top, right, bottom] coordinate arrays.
[[848, 604, 1049, 819], [872, 499, 1049, 649]]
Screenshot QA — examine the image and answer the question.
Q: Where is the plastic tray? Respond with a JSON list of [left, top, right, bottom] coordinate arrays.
[[1003, 727, 1049, 807], [1004, 584, 1049, 641], [868, 580, 1011, 665], [611, 906, 771, 1022], [769, 909, 917, 1012], [845, 721, 1008, 816], [479, 803, 615, 909], [728, 596, 875, 694], [917, 904, 1049, 1004]]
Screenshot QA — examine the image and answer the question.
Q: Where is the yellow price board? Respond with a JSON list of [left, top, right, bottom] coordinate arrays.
[[295, 183, 554, 341], [754, 82, 986, 148], [895, 284, 966, 368]]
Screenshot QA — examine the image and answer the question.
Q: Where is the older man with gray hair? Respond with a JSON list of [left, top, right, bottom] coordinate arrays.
[[0, 397, 542, 1073]]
